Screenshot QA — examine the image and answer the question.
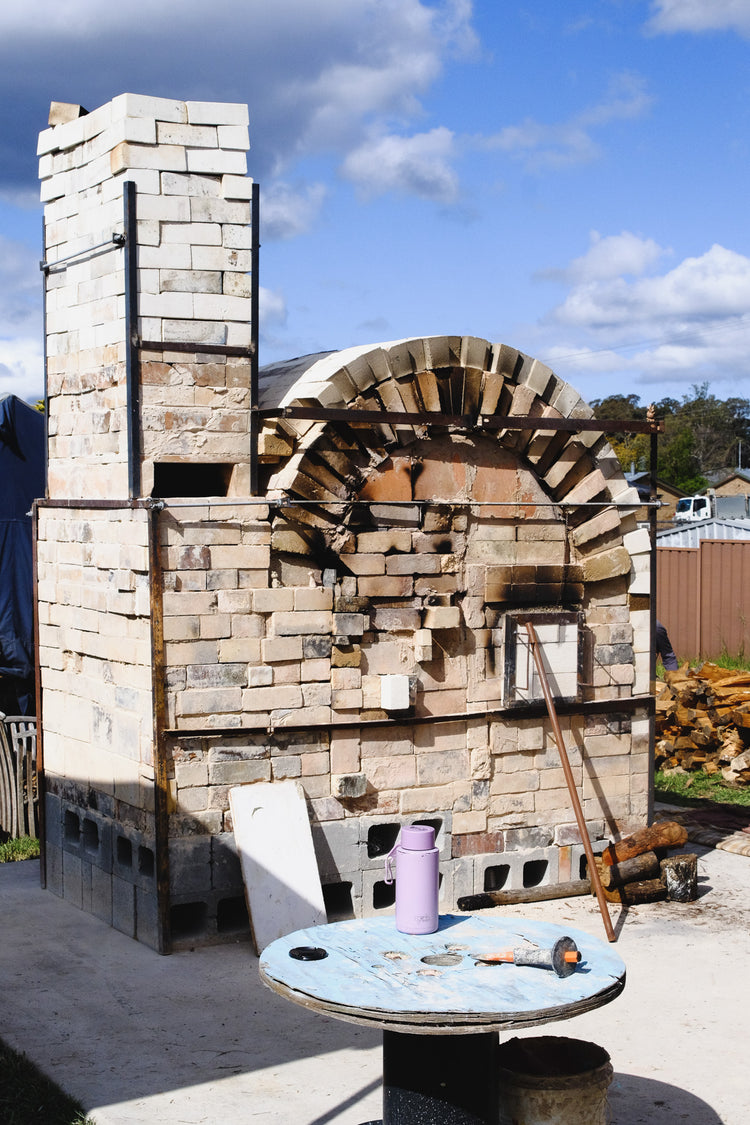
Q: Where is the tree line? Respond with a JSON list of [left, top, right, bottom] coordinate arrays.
[[590, 383, 750, 494]]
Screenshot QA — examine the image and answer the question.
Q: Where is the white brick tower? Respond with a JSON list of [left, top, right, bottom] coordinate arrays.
[[39, 93, 256, 500], [37, 95, 258, 951]]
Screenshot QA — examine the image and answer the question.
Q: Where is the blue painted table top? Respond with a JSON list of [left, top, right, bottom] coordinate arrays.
[[259, 914, 626, 1033]]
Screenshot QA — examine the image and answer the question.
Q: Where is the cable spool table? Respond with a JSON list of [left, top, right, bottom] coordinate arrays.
[[259, 914, 626, 1125]]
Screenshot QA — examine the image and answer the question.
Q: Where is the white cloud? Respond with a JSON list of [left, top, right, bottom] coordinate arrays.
[[0, 234, 44, 399], [0, 235, 40, 335], [530, 240, 750, 396], [0, 0, 476, 193], [259, 286, 287, 329], [261, 182, 327, 241], [340, 127, 458, 201], [487, 72, 652, 170], [0, 0, 475, 387], [553, 244, 750, 330], [647, 0, 750, 37], [0, 232, 42, 403], [541, 231, 668, 284], [0, 338, 44, 403]]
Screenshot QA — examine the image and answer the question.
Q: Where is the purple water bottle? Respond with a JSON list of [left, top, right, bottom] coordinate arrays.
[[384, 824, 439, 934]]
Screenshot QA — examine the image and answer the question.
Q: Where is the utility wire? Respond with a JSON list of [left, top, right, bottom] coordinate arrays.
[[542, 313, 750, 367]]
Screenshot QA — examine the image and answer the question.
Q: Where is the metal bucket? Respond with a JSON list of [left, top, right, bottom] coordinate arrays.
[[497, 1036, 613, 1125]]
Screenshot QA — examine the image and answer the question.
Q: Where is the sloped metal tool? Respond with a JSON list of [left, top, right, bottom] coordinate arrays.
[[523, 621, 616, 943]]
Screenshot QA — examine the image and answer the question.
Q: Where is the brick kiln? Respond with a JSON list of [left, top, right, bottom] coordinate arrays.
[[36, 95, 653, 952]]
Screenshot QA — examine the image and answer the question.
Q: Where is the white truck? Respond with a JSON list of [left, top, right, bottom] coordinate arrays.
[[674, 490, 750, 522]]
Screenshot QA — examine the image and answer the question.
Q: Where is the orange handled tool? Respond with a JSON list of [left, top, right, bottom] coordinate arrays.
[[474, 936, 582, 977]]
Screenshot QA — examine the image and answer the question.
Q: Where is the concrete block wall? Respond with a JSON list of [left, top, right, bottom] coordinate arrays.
[[37, 504, 160, 945], [39, 94, 253, 499]]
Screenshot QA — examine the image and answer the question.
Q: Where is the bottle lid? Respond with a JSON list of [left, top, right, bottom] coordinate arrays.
[[400, 824, 435, 850]]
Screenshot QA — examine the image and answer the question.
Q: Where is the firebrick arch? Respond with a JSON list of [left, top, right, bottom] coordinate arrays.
[[260, 336, 634, 552]]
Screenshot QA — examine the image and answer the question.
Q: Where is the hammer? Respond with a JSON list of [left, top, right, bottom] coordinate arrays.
[[473, 936, 582, 978]]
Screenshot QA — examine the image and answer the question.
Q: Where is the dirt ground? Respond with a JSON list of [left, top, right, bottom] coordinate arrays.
[[1, 811, 748, 1124]]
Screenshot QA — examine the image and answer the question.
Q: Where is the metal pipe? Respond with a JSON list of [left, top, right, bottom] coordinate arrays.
[[40, 233, 125, 273], [523, 621, 616, 943], [164, 691, 654, 739], [124, 181, 141, 499]]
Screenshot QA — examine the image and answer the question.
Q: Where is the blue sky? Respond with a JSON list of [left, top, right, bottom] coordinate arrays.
[[2, 0, 750, 410]]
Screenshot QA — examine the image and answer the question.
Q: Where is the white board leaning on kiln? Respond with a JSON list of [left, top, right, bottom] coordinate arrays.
[[229, 780, 327, 954]]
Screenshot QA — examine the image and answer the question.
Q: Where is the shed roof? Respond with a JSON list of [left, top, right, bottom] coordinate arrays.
[[657, 518, 750, 547]]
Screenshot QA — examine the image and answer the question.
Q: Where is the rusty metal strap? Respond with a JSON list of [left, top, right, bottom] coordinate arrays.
[[259, 405, 663, 434]]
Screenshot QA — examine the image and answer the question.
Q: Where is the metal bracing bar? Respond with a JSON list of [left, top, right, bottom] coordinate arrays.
[[165, 690, 654, 739], [648, 425, 659, 823], [39, 233, 125, 274], [40, 212, 49, 495], [145, 497, 659, 510], [124, 181, 141, 499], [147, 503, 171, 955], [36, 495, 658, 513], [139, 340, 254, 358], [259, 404, 664, 435], [31, 501, 47, 887], [35, 498, 153, 510], [523, 620, 616, 944], [250, 182, 260, 495]]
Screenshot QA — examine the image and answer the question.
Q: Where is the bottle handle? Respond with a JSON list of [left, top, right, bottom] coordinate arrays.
[[384, 843, 398, 885]]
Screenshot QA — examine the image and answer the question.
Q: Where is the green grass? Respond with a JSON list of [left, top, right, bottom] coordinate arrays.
[[655, 768, 750, 808], [0, 836, 40, 863], [0, 1039, 94, 1124], [712, 650, 750, 672], [660, 649, 750, 676]]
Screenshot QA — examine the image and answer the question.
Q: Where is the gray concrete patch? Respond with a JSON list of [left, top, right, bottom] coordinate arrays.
[[1, 834, 748, 1124]]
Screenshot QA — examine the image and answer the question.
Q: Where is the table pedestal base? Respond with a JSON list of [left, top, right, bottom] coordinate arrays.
[[379, 1028, 498, 1124]]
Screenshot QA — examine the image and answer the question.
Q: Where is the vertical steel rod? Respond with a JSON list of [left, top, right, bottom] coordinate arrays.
[[31, 500, 46, 888], [523, 622, 616, 943], [250, 181, 260, 495], [649, 426, 659, 823], [37, 214, 48, 885], [40, 213, 49, 490], [124, 181, 141, 498], [147, 502, 171, 954]]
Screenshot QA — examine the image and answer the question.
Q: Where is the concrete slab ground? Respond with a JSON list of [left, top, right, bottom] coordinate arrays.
[[1, 826, 749, 1124]]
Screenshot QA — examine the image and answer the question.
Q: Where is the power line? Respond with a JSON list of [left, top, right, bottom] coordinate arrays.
[[542, 313, 750, 367]]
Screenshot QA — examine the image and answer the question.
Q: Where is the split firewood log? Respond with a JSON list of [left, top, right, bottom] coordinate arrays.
[[600, 850, 659, 889], [722, 748, 750, 782], [718, 728, 744, 762], [592, 861, 668, 905], [602, 821, 688, 866], [695, 662, 728, 682], [660, 853, 698, 902]]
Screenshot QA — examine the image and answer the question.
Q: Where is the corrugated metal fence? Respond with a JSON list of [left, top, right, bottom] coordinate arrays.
[[658, 540, 750, 661]]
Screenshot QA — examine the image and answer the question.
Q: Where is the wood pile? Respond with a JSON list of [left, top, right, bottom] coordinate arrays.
[[459, 823, 699, 911], [591, 821, 697, 904], [654, 662, 750, 785]]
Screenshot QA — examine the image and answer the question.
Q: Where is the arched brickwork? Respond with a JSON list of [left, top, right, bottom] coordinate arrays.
[[262, 336, 638, 571]]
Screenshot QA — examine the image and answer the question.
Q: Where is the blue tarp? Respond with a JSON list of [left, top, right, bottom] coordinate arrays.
[[0, 394, 45, 714]]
